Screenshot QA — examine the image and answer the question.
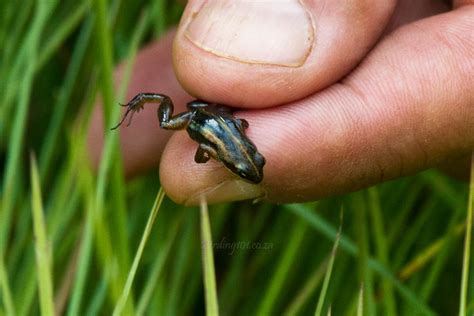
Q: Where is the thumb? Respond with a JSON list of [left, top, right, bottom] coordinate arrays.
[[173, 0, 396, 107]]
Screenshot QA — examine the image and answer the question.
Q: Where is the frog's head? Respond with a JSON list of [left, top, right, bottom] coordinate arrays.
[[224, 151, 266, 184]]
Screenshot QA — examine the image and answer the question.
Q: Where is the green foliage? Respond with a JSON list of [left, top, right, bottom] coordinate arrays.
[[30, 155, 55, 316], [200, 198, 219, 316], [0, 1, 472, 315]]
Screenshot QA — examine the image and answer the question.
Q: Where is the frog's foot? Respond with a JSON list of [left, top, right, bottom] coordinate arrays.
[[195, 144, 218, 163], [112, 92, 172, 130], [111, 101, 142, 130]]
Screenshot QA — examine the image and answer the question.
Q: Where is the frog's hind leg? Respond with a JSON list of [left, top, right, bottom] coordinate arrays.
[[160, 111, 194, 130], [194, 144, 218, 163], [112, 93, 172, 129]]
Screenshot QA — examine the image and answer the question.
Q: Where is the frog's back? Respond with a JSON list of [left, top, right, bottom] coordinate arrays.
[[187, 109, 255, 155], [188, 110, 232, 144], [186, 107, 264, 183]]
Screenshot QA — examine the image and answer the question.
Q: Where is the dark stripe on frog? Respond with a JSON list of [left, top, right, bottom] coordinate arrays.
[[199, 118, 258, 174]]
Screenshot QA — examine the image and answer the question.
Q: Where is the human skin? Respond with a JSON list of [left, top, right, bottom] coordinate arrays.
[[88, 0, 474, 205]]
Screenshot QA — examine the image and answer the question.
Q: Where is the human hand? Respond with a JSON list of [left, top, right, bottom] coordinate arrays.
[[88, 0, 473, 205]]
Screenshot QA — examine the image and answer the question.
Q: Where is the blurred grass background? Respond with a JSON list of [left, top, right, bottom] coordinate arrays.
[[0, 0, 472, 315]]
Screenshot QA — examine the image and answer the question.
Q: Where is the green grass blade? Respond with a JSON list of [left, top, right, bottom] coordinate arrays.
[[39, 16, 93, 180], [357, 284, 364, 316], [387, 182, 422, 246], [151, 0, 167, 36], [420, 209, 464, 300], [66, 134, 96, 316], [283, 256, 328, 316], [288, 204, 435, 315], [68, 3, 146, 315], [257, 219, 307, 316], [459, 154, 473, 316], [0, 0, 32, 113], [66, 220, 93, 316], [0, 0, 32, 74], [93, 0, 115, 126], [165, 215, 196, 316], [422, 171, 464, 211], [392, 199, 434, 271], [84, 274, 108, 316], [314, 221, 341, 316], [0, 257, 15, 316], [0, 0, 50, 255], [106, 7, 153, 285], [136, 218, 181, 315], [399, 223, 465, 280], [0, 13, 58, 311], [30, 155, 55, 316], [200, 198, 219, 316], [36, 1, 90, 72], [367, 187, 396, 315], [113, 188, 164, 316], [90, 0, 151, 311], [353, 193, 375, 316]]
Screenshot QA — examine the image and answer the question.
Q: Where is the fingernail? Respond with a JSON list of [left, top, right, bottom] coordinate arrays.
[[184, 0, 314, 67], [185, 180, 264, 206]]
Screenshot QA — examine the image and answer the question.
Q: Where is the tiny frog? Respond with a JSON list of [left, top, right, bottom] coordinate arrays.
[[112, 93, 266, 183]]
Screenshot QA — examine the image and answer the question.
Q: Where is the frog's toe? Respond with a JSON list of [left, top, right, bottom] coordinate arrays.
[[238, 119, 249, 129], [194, 147, 210, 163]]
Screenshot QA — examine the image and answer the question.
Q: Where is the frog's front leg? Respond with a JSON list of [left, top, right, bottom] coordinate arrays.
[[195, 144, 218, 163]]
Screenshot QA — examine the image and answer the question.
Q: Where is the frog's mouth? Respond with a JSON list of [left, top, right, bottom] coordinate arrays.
[[223, 162, 263, 184]]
